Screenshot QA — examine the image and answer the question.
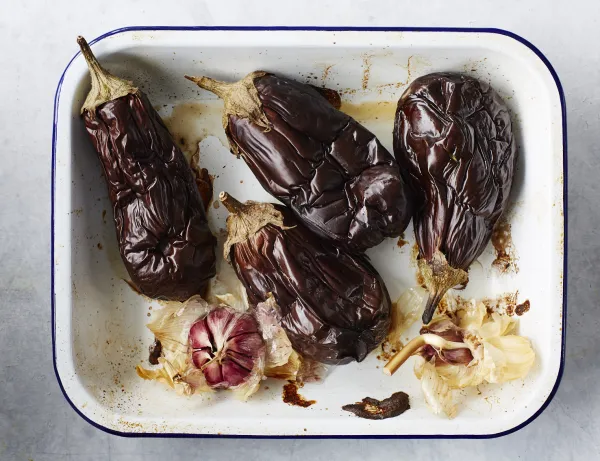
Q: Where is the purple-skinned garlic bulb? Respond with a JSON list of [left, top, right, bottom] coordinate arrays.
[[189, 307, 266, 389]]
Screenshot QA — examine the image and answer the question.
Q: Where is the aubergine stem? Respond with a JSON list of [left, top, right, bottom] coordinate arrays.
[[383, 334, 468, 376], [77, 36, 137, 114], [185, 75, 233, 100], [418, 251, 469, 324], [184, 72, 270, 139], [219, 191, 289, 260], [219, 192, 244, 214]]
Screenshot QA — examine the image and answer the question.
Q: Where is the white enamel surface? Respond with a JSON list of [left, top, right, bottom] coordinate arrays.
[[52, 29, 564, 436]]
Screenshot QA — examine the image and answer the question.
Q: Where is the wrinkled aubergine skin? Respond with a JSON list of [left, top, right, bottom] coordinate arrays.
[[393, 73, 517, 270], [227, 74, 412, 252], [84, 92, 217, 301], [229, 205, 391, 364]]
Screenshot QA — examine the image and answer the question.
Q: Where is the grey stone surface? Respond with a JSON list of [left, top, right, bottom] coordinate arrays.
[[0, 0, 597, 459]]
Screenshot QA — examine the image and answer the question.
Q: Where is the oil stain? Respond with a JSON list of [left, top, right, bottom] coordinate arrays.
[[339, 100, 396, 144], [161, 101, 229, 161]]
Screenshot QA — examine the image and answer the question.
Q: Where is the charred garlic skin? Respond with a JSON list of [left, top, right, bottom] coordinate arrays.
[[187, 72, 413, 252], [393, 72, 517, 323]]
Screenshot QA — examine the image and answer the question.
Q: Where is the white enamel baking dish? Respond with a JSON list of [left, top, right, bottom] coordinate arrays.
[[51, 27, 566, 438]]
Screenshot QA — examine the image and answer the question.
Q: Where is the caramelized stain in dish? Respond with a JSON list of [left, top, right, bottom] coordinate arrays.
[[339, 100, 396, 123], [148, 339, 162, 365], [190, 152, 213, 211], [339, 100, 397, 153], [162, 101, 229, 160], [434, 292, 531, 319], [485, 291, 518, 316], [378, 339, 401, 362], [480, 292, 531, 317], [396, 233, 408, 249], [282, 381, 316, 408], [362, 55, 372, 90], [491, 218, 519, 274], [342, 392, 410, 420], [515, 299, 531, 316]]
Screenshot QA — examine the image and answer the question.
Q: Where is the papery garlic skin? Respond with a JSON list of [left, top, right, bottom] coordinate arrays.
[[383, 287, 427, 356], [137, 294, 266, 398], [137, 288, 326, 400], [415, 359, 457, 419], [437, 302, 535, 388], [254, 296, 294, 370], [411, 299, 535, 418], [136, 296, 215, 396]]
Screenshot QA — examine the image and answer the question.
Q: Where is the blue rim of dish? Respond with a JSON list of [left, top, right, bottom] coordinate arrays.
[[51, 26, 567, 439]]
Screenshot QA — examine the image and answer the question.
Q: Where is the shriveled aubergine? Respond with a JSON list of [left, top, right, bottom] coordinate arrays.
[[393, 73, 517, 323], [219, 192, 391, 364], [77, 37, 216, 301], [185, 71, 412, 252]]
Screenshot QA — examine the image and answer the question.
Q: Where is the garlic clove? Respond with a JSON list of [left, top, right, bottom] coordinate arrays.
[[188, 307, 266, 390], [204, 361, 225, 387], [227, 350, 256, 371], [221, 359, 253, 387], [228, 331, 265, 356], [191, 349, 212, 368]]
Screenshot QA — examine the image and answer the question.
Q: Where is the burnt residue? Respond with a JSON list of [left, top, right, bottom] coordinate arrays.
[[190, 152, 213, 211], [515, 299, 531, 316], [379, 340, 400, 362], [491, 218, 519, 274], [283, 381, 316, 408], [397, 233, 408, 249], [342, 392, 410, 420], [476, 292, 531, 317], [148, 339, 162, 365], [484, 292, 518, 316]]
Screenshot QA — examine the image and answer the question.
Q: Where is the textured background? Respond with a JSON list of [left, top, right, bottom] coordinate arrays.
[[0, 1, 596, 459]]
